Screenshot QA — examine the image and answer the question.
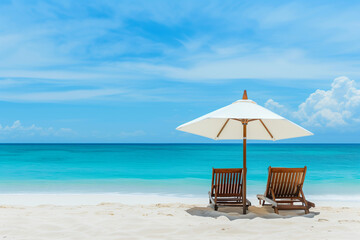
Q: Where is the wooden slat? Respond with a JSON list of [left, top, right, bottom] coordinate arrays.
[[279, 173, 286, 196], [227, 172, 231, 194], [286, 172, 293, 196], [268, 172, 273, 198], [218, 172, 221, 192], [224, 172, 227, 194], [294, 172, 301, 196], [220, 173, 224, 195], [233, 173, 236, 194], [286, 172, 293, 197], [273, 173, 280, 196], [288, 172, 294, 195], [274, 172, 280, 196], [279, 172, 286, 197], [265, 167, 272, 198], [216, 173, 219, 188], [211, 168, 215, 195], [286, 172, 295, 197], [215, 172, 219, 195], [301, 166, 307, 186], [278, 172, 285, 197], [225, 172, 228, 194], [231, 173, 235, 194], [299, 172, 304, 185], [219, 173, 224, 194], [269, 168, 306, 173], [224, 172, 228, 194], [213, 168, 243, 173], [273, 172, 279, 196], [226, 173, 233, 194], [236, 172, 240, 194], [281, 172, 287, 197], [218, 172, 221, 194], [223, 173, 226, 195], [290, 172, 297, 195], [239, 171, 242, 196], [235, 173, 238, 193], [277, 205, 309, 210], [212, 173, 218, 196], [282, 172, 291, 197]]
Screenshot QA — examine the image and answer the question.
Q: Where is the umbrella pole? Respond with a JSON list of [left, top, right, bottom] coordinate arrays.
[[242, 122, 247, 214]]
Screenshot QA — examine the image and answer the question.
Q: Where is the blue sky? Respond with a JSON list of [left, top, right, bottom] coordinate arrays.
[[0, 0, 359, 143]]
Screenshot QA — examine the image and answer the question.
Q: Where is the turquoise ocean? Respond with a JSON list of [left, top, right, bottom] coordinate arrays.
[[0, 144, 359, 200]]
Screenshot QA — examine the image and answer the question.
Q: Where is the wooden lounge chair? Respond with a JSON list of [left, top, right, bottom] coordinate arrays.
[[208, 168, 251, 211], [257, 166, 315, 214]]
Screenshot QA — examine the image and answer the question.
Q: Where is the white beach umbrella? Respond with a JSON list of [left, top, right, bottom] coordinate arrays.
[[176, 90, 313, 214]]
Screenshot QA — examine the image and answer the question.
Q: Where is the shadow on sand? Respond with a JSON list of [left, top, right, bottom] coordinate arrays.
[[186, 205, 320, 220]]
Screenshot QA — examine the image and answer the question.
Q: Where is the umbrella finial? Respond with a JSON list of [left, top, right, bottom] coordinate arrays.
[[242, 90, 248, 100]]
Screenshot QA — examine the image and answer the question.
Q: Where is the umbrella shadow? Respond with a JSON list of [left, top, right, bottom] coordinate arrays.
[[186, 205, 319, 221]]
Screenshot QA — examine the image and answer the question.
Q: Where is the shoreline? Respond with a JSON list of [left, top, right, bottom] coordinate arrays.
[[1, 193, 360, 207]]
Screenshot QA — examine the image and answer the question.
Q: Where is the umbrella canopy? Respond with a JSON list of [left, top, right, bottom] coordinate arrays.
[[176, 90, 313, 214], [177, 96, 312, 141]]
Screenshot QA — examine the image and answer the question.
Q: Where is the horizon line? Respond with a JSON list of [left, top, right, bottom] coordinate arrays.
[[0, 142, 359, 145]]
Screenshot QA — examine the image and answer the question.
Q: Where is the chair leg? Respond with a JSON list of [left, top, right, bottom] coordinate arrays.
[[300, 189, 310, 214], [214, 205, 218, 211], [274, 207, 279, 214]]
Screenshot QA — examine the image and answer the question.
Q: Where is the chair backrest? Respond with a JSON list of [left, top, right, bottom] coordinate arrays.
[[265, 166, 307, 199], [210, 168, 243, 197]]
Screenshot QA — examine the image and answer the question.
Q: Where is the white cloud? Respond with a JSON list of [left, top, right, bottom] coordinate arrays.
[[295, 76, 360, 127], [265, 99, 288, 116], [0, 120, 74, 137], [264, 76, 360, 128], [0, 89, 123, 102]]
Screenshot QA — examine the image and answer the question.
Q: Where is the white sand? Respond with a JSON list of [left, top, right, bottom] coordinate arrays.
[[0, 194, 359, 239]]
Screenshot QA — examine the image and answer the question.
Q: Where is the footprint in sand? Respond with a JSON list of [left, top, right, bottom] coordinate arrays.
[[338, 220, 360, 223], [318, 218, 329, 222]]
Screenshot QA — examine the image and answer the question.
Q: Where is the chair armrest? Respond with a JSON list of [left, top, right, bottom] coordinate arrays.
[[208, 191, 215, 205], [306, 200, 315, 208], [257, 194, 278, 207], [209, 185, 219, 203], [209, 185, 217, 196]]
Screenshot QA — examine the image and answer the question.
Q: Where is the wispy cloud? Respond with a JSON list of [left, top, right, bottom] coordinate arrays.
[[265, 99, 288, 116], [1, 1, 360, 88], [0, 89, 124, 102], [0, 120, 74, 137]]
